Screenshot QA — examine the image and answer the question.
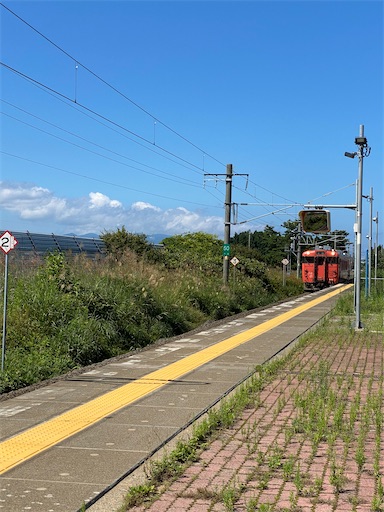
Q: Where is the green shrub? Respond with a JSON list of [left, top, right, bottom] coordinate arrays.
[[0, 240, 304, 394]]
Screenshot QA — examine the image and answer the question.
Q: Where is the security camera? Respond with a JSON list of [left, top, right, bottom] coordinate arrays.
[[344, 151, 357, 159]]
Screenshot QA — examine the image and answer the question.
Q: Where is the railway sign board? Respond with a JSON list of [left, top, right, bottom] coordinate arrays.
[[0, 231, 18, 254], [230, 256, 239, 266], [1, 231, 18, 371], [223, 244, 230, 257], [299, 210, 331, 234]]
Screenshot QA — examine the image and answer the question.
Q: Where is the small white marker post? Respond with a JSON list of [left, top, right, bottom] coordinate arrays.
[[1, 231, 18, 371], [282, 258, 289, 287]]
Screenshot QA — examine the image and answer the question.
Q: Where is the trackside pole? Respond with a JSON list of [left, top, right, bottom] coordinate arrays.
[[2, 253, 8, 372], [0, 230, 18, 371]]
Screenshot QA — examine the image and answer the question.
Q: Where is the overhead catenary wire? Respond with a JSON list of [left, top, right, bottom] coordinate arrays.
[[1, 61, 209, 174], [1, 104, 201, 187], [8, 79, 204, 175], [0, 2, 226, 168], [1, 150, 222, 209], [307, 183, 356, 204]]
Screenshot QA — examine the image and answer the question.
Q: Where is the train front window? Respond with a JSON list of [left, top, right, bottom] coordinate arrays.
[[303, 257, 314, 263]]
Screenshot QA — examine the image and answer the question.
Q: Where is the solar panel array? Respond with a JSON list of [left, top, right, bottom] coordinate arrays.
[[2, 231, 106, 256]]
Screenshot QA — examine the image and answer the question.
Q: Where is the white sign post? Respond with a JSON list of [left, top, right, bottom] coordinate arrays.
[[1, 231, 18, 372], [281, 258, 289, 287]]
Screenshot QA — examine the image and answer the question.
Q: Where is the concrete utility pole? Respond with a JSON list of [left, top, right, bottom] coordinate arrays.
[[345, 124, 371, 330], [223, 164, 233, 284], [204, 165, 248, 285]]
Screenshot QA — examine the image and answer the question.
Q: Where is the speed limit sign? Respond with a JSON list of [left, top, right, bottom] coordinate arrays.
[[0, 231, 18, 254]]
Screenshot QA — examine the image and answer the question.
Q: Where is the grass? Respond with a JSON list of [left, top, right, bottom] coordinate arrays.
[[0, 250, 303, 394]]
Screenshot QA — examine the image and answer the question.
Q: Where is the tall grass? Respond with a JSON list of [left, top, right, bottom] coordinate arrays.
[[0, 251, 303, 394]]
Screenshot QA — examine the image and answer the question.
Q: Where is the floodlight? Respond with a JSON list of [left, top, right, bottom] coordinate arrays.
[[355, 136, 367, 145]]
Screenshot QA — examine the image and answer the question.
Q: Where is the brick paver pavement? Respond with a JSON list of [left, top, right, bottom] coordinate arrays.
[[128, 324, 384, 511]]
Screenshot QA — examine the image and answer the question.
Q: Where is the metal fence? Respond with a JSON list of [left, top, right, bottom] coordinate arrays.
[[3, 231, 106, 256]]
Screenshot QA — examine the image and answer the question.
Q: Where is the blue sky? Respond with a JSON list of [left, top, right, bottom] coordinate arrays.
[[0, 1, 383, 248]]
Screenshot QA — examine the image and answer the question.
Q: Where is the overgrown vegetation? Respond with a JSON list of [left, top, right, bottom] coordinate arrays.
[[0, 230, 303, 394]]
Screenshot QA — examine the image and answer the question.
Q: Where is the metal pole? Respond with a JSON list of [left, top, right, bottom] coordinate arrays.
[[353, 179, 358, 312], [368, 187, 373, 296], [223, 164, 233, 284], [355, 125, 364, 330], [374, 212, 379, 285], [2, 253, 9, 372]]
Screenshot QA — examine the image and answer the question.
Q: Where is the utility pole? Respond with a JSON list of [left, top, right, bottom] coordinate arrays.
[[223, 164, 233, 284], [205, 164, 248, 285]]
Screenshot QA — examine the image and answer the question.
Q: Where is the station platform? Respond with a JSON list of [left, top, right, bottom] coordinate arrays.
[[0, 284, 352, 511]]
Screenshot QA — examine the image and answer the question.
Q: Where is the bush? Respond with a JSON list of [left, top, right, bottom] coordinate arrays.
[[0, 240, 304, 394]]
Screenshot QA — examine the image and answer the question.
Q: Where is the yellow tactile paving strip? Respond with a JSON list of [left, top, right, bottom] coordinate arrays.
[[0, 284, 352, 474]]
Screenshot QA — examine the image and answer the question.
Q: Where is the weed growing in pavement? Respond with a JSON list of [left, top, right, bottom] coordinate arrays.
[[289, 490, 299, 510], [242, 424, 260, 455], [284, 425, 295, 445], [371, 477, 384, 511], [119, 484, 157, 509], [256, 503, 274, 512], [293, 463, 304, 495], [282, 455, 296, 481], [219, 480, 246, 511], [256, 449, 266, 465], [306, 476, 323, 497], [355, 441, 366, 471], [329, 457, 346, 494], [256, 470, 270, 490], [267, 443, 284, 470], [245, 497, 258, 511]]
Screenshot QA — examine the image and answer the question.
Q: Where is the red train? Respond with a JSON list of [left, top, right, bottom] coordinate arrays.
[[301, 248, 353, 291]]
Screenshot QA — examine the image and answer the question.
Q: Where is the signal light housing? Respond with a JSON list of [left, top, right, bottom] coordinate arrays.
[[299, 210, 331, 234]]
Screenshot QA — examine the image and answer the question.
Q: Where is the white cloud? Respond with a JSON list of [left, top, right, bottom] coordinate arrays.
[[89, 192, 122, 209], [0, 181, 225, 237], [131, 201, 161, 212]]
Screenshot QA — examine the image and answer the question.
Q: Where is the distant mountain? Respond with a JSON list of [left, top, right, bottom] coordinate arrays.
[[64, 233, 100, 239], [80, 233, 100, 239], [64, 233, 169, 244]]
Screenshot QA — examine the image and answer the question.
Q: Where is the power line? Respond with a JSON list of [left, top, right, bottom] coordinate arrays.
[[1, 102, 201, 187], [9, 77, 203, 175], [1, 61, 209, 174], [0, 2, 225, 168], [1, 150, 222, 209]]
